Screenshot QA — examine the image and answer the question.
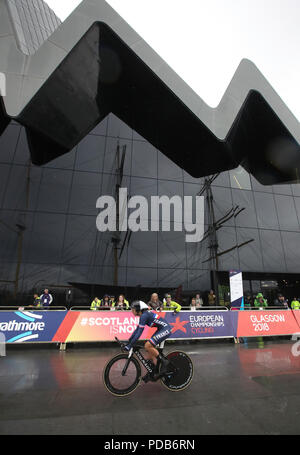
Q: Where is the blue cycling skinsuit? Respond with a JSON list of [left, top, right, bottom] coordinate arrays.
[[127, 311, 172, 348]]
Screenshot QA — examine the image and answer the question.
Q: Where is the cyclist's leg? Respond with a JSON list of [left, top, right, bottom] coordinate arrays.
[[147, 329, 172, 375], [140, 340, 160, 382], [144, 340, 159, 366]]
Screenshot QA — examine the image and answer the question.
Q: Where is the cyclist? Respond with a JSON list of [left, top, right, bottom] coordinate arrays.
[[123, 301, 172, 380]]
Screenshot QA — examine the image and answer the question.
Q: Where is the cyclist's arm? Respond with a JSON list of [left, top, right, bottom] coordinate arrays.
[[127, 325, 145, 348], [127, 313, 148, 347]]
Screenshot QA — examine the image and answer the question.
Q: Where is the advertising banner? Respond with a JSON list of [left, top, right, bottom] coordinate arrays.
[[229, 270, 243, 308], [166, 311, 234, 339], [53, 310, 235, 343], [2, 309, 300, 344], [0, 310, 68, 343], [235, 310, 300, 337], [54, 311, 147, 343], [290, 310, 300, 333]]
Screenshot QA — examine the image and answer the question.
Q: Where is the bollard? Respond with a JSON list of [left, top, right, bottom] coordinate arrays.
[[0, 332, 6, 357], [0, 72, 6, 96]]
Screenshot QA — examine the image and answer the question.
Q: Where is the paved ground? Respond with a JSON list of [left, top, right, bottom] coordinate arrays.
[[0, 339, 300, 435]]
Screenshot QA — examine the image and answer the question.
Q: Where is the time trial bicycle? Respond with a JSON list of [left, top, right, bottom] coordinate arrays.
[[103, 337, 193, 397]]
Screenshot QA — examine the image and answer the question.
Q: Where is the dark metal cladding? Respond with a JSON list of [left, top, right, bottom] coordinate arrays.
[[1, 22, 300, 184], [0, 97, 9, 136]]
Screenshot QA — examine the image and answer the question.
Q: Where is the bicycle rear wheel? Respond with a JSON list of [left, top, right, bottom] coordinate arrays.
[[103, 354, 141, 397], [160, 351, 193, 392]]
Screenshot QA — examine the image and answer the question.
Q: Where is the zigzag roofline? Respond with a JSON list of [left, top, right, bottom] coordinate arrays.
[[0, 0, 299, 184]]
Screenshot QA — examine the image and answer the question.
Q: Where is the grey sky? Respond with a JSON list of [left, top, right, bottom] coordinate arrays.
[[46, 0, 300, 121]]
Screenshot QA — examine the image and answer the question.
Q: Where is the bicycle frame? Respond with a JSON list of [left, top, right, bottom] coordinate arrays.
[[121, 346, 157, 376], [115, 337, 169, 379]]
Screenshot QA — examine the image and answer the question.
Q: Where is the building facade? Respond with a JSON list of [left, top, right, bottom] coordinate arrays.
[[6, 0, 61, 55], [1, 113, 300, 306], [0, 0, 300, 307]]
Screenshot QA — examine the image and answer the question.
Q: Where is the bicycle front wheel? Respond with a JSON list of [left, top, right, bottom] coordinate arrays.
[[103, 354, 141, 397], [160, 351, 193, 392]]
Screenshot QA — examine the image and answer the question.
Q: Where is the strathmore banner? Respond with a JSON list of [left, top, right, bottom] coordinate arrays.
[[0, 310, 67, 343]]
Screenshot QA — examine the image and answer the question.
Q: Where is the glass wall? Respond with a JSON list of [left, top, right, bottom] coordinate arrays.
[[0, 114, 300, 305]]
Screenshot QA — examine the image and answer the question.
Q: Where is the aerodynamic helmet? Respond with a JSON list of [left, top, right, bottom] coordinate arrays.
[[131, 300, 149, 312]]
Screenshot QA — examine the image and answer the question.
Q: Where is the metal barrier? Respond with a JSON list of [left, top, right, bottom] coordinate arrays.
[[230, 306, 290, 311], [1, 306, 298, 346], [0, 306, 67, 311], [70, 305, 229, 311], [183, 306, 229, 311], [70, 306, 114, 311]]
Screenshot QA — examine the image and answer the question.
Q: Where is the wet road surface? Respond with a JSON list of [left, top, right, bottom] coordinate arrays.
[[0, 339, 300, 435]]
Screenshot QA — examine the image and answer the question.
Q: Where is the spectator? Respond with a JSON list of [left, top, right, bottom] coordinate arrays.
[[33, 293, 41, 308], [100, 294, 111, 308], [244, 294, 252, 309], [163, 294, 181, 313], [254, 293, 268, 309], [112, 294, 130, 311], [148, 293, 163, 311], [90, 297, 101, 311], [291, 297, 300, 310], [208, 290, 216, 307], [65, 289, 73, 307], [190, 297, 197, 311], [274, 294, 289, 309], [40, 289, 53, 308], [195, 293, 203, 308]]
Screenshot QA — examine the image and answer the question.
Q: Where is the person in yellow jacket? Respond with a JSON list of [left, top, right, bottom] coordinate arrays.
[[111, 294, 130, 310], [163, 294, 181, 313], [33, 294, 42, 308], [291, 298, 300, 310], [90, 297, 101, 311]]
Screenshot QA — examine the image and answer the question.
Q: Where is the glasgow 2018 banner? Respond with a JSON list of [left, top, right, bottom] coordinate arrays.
[[234, 310, 300, 337]]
